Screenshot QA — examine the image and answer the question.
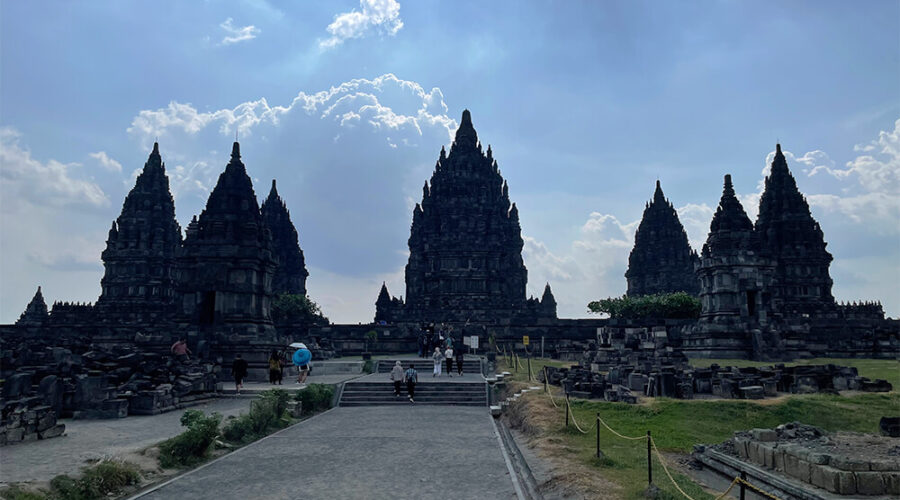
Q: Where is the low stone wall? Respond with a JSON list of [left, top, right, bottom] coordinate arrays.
[[1, 402, 65, 446], [730, 424, 900, 496]]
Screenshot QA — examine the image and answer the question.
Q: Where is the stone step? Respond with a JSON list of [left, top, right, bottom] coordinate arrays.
[[339, 378, 488, 407], [375, 359, 482, 373], [339, 401, 487, 407], [340, 395, 486, 403]]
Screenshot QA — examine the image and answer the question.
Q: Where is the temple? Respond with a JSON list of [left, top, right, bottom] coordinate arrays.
[[16, 286, 48, 327], [691, 175, 777, 358], [261, 180, 309, 296], [625, 180, 700, 296], [755, 144, 836, 317], [375, 110, 556, 324], [176, 142, 278, 339], [95, 143, 183, 324]]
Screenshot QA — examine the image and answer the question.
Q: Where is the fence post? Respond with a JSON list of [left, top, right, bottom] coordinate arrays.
[[565, 394, 570, 428], [543, 366, 548, 393], [514, 353, 518, 374], [596, 413, 602, 458], [527, 355, 532, 382], [740, 471, 747, 500], [647, 430, 652, 485]]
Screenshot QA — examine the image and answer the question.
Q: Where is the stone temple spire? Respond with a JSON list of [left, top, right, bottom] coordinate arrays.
[[17, 286, 49, 326], [625, 180, 700, 296], [702, 174, 755, 258], [96, 142, 183, 322], [389, 109, 546, 323], [261, 179, 309, 296], [541, 283, 557, 317], [755, 143, 834, 314]]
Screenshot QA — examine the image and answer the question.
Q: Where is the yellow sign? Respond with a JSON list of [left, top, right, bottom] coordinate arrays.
[[522, 336, 530, 345]]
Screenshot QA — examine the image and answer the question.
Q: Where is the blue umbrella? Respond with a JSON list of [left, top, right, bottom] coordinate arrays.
[[292, 348, 311, 366]]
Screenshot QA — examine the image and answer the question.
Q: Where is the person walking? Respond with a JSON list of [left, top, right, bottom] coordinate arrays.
[[404, 364, 418, 403], [292, 344, 312, 388], [231, 354, 248, 394], [268, 350, 282, 385], [432, 347, 444, 377], [444, 345, 454, 377], [456, 348, 465, 376], [390, 360, 404, 398]]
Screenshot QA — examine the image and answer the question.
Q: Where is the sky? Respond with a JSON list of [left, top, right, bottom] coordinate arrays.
[[1, 0, 898, 323]]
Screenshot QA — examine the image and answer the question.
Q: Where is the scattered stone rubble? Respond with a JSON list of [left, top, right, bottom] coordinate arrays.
[[0, 338, 221, 445], [699, 423, 900, 496], [539, 327, 893, 404]]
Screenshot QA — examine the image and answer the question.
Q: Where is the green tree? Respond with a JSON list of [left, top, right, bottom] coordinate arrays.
[[271, 294, 329, 326], [587, 292, 700, 319]]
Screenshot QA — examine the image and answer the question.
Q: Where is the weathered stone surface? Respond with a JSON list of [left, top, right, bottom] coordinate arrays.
[[751, 428, 777, 442], [38, 424, 65, 439], [810, 465, 840, 492], [625, 180, 699, 296], [377, 110, 556, 324], [855, 471, 886, 495]]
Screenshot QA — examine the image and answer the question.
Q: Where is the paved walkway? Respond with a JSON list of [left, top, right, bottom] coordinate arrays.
[[134, 406, 519, 500], [0, 398, 254, 484]]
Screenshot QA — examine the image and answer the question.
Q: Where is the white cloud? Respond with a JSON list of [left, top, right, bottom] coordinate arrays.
[[219, 18, 260, 46], [319, 0, 403, 49], [122, 74, 457, 324], [0, 128, 109, 209], [89, 151, 122, 172], [808, 118, 900, 195]]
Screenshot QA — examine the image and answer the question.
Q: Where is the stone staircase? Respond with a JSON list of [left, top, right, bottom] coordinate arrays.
[[339, 358, 488, 407]]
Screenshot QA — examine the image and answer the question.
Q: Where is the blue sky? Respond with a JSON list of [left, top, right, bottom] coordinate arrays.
[[1, 0, 898, 322]]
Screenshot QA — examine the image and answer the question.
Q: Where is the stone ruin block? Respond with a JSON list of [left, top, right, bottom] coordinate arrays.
[[880, 417, 900, 437]]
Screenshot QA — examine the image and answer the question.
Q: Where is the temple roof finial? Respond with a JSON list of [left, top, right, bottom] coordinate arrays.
[[231, 141, 241, 161], [152, 142, 159, 155]]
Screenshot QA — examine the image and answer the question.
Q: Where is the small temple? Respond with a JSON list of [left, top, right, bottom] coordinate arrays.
[[625, 180, 700, 296]]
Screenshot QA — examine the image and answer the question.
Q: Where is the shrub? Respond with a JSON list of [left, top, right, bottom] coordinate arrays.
[[0, 486, 48, 500], [46, 460, 140, 500], [222, 389, 292, 444], [587, 292, 701, 319], [272, 294, 329, 326], [362, 359, 374, 373], [296, 383, 334, 414], [158, 410, 222, 468]]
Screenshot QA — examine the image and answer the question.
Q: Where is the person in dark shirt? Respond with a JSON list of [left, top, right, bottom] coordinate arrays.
[[231, 354, 249, 394]]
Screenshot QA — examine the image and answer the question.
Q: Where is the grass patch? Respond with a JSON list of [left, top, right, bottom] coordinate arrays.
[[296, 383, 335, 415], [222, 389, 293, 444], [158, 409, 222, 468], [508, 357, 900, 499], [690, 357, 900, 389]]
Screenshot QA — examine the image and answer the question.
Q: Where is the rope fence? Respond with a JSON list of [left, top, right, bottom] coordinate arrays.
[[525, 368, 781, 500]]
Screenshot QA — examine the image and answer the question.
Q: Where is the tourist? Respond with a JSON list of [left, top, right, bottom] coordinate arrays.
[[432, 347, 444, 377], [404, 364, 418, 403], [390, 360, 404, 398], [268, 350, 282, 385], [417, 328, 426, 358], [292, 344, 312, 387], [456, 348, 465, 376], [231, 354, 248, 394], [170, 338, 191, 363], [444, 345, 454, 377]]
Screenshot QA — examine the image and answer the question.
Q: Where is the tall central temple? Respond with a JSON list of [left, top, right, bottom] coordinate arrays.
[[376, 110, 556, 324]]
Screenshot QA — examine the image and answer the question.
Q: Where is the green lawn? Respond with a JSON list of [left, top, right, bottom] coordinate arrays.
[[689, 357, 900, 389], [508, 357, 900, 499]]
